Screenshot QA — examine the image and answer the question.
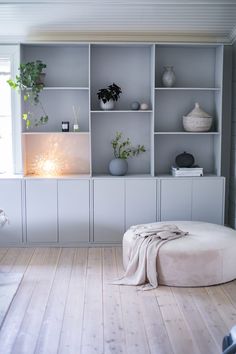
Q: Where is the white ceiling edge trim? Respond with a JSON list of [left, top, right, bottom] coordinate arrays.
[[27, 32, 231, 44], [0, 32, 232, 44]]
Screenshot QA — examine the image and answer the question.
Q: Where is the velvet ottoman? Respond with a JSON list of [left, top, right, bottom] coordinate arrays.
[[123, 221, 236, 287]]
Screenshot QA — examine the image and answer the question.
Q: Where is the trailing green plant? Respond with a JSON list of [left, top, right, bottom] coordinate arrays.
[[7, 60, 48, 129], [111, 132, 146, 159], [97, 83, 122, 104]]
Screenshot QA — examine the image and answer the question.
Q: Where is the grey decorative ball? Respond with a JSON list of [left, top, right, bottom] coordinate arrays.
[[131, 101, 140, 110]]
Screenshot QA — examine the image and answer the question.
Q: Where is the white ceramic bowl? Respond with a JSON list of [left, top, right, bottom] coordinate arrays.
[[183, 116, 213, 132]]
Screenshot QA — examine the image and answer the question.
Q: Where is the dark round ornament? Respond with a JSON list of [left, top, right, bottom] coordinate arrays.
[[175, 151, 195, 168]]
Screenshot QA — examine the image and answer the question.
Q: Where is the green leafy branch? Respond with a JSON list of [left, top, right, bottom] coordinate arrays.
[[7, 60, 48, 129], [111, 132, 146, 159]]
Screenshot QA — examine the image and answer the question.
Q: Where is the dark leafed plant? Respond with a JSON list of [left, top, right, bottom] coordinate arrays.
[[111, 132, 146, 159], [7, 60, 48, 129], [97, 83, 122, 104]]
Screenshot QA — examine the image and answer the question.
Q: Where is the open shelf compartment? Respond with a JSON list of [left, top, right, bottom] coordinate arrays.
[[154, 89, 221, 132], [154, 134, 221, 176], [91, 112, 152, 175], [22, 132, 91, 176], [90, 44, 153, 111], [22, 89, 89, 133], [21, 44, 89, 88]]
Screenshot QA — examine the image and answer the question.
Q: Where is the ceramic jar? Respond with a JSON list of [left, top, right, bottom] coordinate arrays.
[[175, 152, 195, 168], [183, 103, 213, 132], [109, 158, 128, 176], [162, 66, 176, 87]]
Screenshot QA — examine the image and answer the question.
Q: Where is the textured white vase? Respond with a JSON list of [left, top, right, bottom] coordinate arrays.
[[162, 66, 176, 87], [100, 100, 115, 110], [183, 102, 213, 132]]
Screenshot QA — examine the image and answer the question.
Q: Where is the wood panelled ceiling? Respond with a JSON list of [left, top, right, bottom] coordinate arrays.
[[0, 0, 236, 43]]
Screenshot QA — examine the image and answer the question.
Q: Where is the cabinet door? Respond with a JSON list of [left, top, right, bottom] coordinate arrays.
[[58, 180, 90, 243], [93, 179, 124, 243], [125, 179, 156, 229], [26, 180, 58, 243], [0, 180, 22, 244], [192, 179, 224, 224], [160, 179, 192, 221]]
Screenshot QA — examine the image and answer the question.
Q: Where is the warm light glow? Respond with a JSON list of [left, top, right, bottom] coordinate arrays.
[[32, 153, 63, 176], [40, 159, 57, 175]]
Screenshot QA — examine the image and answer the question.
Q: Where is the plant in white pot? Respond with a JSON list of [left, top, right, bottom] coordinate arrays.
[[109, 132, 146, 176], [97, 83, 122, 110]]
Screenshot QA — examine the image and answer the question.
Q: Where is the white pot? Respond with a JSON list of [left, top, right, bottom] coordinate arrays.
[[100, 100, 115, 111]]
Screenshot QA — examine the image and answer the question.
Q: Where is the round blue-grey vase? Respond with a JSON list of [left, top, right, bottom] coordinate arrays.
[[109, 158, 128, 176]]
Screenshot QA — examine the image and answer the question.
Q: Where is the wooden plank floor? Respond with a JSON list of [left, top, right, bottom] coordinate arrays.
[[0, 247, 235, 354]]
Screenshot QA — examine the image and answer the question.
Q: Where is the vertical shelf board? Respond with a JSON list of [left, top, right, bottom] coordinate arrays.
[[150, 44, 156, 177], [155, 90, 217, 132], [22, 133, 90, 176], [90, 44, 152, 111], [21, 44, 89, 87], [22, 89, 89, 132], [88, 44, 92, 177], [91, 113, 151, 175], [155, 44, 217, 88], [154, 134, 219, 176], [214, 46, 224, 176], [221, 45, 233, 223]]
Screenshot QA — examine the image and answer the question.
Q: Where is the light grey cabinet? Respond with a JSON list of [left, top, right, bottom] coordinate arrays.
[[160, 179, 192, 221], [192, 179, 224, 224], [93, 179, 125, 243], [26, 179, 58, 243], [0, 179, 22, 243], [58, 179, 90, 243], [160, 177, 224, 224], [125, 179, 156, 228]]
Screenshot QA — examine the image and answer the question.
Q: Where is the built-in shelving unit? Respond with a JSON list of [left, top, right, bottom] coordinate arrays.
[[0, 42, 231, 246], [20, 42, 225, 179]]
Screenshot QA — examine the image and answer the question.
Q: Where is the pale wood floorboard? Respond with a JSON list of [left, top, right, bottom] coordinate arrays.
[[0, 247, 235, 354]]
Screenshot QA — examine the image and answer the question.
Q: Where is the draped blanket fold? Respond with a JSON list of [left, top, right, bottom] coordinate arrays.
[[112, 224, 188, 290], [0, 209, 9, 227]]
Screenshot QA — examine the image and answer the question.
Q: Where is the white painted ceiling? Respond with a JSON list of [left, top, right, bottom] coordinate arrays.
[[0, 0, 236, 43]]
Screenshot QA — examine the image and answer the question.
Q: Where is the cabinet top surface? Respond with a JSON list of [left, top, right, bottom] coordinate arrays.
[[0, 173, 225, 181]]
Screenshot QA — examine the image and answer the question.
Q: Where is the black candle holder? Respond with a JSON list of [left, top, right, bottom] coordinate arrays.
[[62, 121, 69, 132]]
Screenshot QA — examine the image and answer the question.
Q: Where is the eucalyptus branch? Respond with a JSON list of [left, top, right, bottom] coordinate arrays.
[[111, 132, 146, 160]]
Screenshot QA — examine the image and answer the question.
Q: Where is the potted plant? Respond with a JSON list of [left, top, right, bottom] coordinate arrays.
[[97, 83, 122, 110], [7, 60, 48, 129], [109, 132, 146, 176]]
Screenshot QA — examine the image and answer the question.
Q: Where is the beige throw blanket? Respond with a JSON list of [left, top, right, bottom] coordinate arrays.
[[0, 209, 9, 227], [113, 224, 188, 290]]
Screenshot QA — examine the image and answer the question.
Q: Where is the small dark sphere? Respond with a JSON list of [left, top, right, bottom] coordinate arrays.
[[175, 151, 195, 168]]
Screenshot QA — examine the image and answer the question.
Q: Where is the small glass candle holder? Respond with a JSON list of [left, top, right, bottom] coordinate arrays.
[[73, 122, 80, 132]]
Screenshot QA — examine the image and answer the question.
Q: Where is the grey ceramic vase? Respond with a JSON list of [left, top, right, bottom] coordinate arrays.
[[109, 158, 128, 176], [162, 66, 176, 87]]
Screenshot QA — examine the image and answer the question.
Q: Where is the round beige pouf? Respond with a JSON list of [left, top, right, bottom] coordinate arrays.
[[123, 221, 236, 287]]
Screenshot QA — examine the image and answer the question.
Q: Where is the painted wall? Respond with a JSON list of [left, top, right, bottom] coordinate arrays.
[[229, 41, 236, 229]]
